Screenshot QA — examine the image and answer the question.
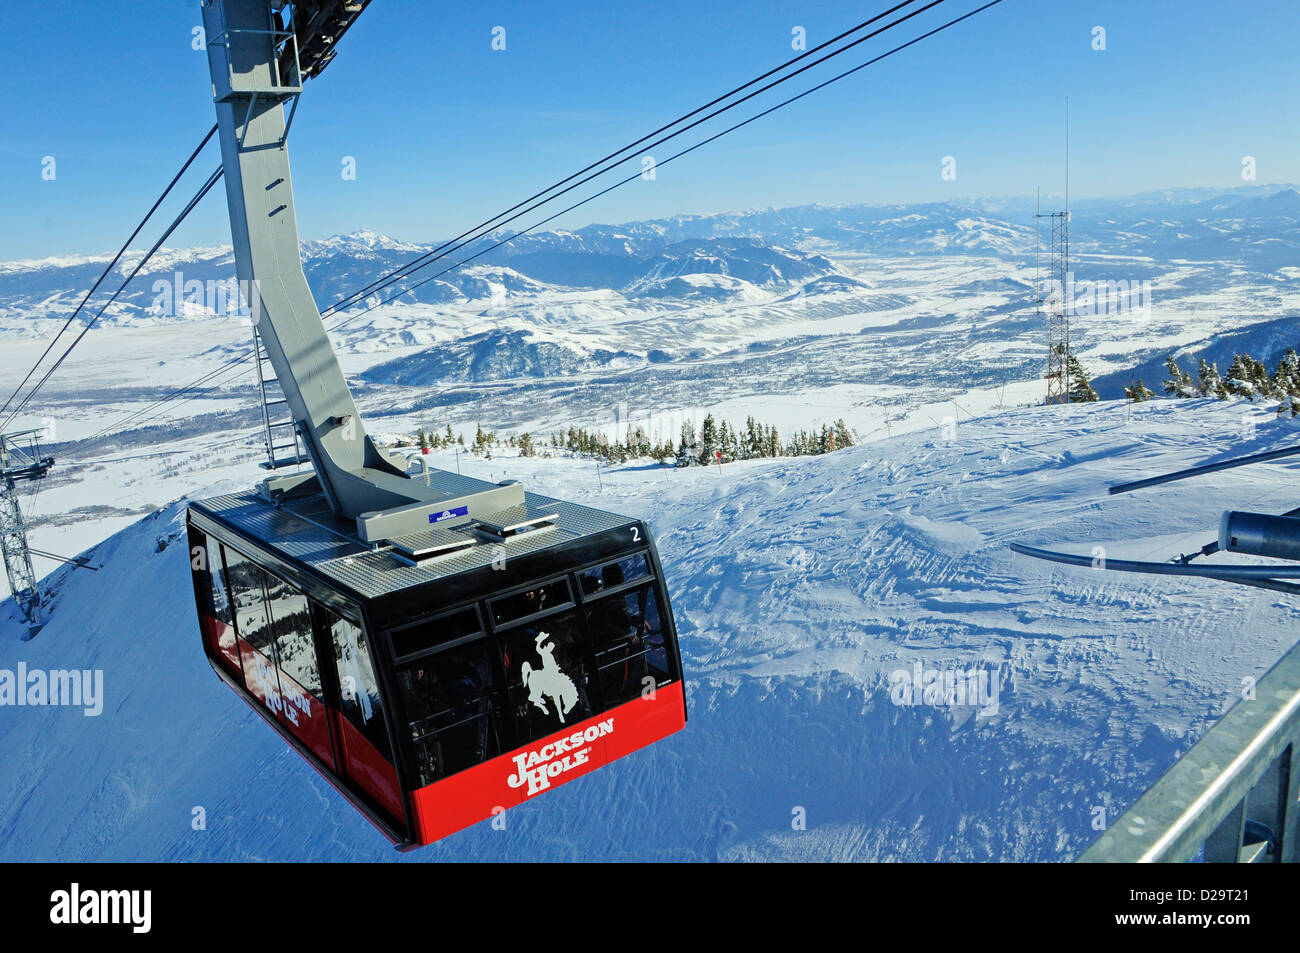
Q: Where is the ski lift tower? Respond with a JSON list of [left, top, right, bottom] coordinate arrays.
[[0, 430, 54, 633], [1039, 209, 1070, 405]]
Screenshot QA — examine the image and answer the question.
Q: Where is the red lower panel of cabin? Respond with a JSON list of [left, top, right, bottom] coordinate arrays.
[[410, 680, 686, 845], [204, 611, 685, 847], [201, 616, 241, 675]]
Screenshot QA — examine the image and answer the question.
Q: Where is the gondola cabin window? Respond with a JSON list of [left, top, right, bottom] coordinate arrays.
[[397, 639, 505, 787], [326, 610, 404, 822], [189, 529, 240, 676]]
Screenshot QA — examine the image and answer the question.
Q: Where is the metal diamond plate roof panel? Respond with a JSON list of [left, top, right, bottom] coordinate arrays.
[[190, 483, 638, 602]]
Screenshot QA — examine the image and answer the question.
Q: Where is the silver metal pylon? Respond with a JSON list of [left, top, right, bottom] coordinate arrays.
[[202, 0, 523, 542]]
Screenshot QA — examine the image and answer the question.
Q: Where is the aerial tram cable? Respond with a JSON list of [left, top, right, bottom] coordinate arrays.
[[0, 124, 219, 422], [1, 165, 226, 431], [67, 3, 944, 450], [71, 350, 253, 452], [68, 0, 1007, 455], [27, 548, 98, 572], [321, 0, 934, 316], [326, 0, 1006, 329], [320, 0, 952, 317]]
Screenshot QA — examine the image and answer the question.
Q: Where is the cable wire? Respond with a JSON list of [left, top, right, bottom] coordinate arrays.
[[2, 165, 225, 430], [68, 0, 1006, 455], [322, 0, 949, 317], [321, 1, 927, 317], [0, 125, 218, 421], [329, 0, 1003, 330]]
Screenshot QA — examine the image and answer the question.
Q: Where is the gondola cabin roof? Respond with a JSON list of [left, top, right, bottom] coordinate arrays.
[[188, 471, 641, 605]]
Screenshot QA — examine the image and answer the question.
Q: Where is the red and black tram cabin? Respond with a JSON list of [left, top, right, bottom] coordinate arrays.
[[185, 480, 686, 847]]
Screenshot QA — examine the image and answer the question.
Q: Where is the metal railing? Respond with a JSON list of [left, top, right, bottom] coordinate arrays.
[[1078, 637, 1300, 863]]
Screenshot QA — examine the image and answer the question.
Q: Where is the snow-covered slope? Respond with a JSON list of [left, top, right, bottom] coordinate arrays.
[[2, 397, 1295, 860]]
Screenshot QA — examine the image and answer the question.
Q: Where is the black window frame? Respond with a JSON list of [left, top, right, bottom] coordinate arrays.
[[325, 608, 396, 762], [220, 544, 285, 698], [262, 566, 326, 703], [584, 580, 676, 697], [490, 601, 602, 746], [387, 603, 486, 665], [574, 551, 654, 603], [487, 576, 576, 631], [199, 530, 236, 628], [393, 634, 511, 788]]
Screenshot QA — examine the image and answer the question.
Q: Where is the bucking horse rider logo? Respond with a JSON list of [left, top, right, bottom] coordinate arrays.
[[521, 631, 578, 723]]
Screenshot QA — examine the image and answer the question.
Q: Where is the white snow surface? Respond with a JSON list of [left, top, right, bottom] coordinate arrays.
[[1, 396, 1296, 860]]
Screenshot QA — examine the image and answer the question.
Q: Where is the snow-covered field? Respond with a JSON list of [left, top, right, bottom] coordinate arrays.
[[1, 188, 1298, 860], [1, 396, 1296, 860]]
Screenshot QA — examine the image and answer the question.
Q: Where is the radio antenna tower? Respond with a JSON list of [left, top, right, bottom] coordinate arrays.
[[0, 429, 54, 635], [1039, 97, 1071, 404]]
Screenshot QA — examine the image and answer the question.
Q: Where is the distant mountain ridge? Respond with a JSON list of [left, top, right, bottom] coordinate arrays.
[[1, 183, 1295, 335]]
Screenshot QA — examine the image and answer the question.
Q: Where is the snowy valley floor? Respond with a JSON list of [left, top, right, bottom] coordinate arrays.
[[1, 396, 1298, 860]]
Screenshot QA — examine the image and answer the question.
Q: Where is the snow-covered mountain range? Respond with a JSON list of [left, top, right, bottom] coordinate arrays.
[[3, 184, 1296, 331]]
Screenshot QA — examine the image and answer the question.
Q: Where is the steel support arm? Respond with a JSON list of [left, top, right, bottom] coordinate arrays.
[[201, 0, 521, 541]]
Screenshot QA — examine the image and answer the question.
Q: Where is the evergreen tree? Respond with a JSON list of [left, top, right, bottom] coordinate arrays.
[[833, 418, 853, 449], [678, 420, 697, 460], [417, 427, 429, 451], [1223, 354, 1257, 399], [718, 420, 732, 463], [628, 425, 650, 459], [1196, 358, 1220, 398], [1248, 356, 1272, 397], [519, 432, 535, 457], [1067, 354, 1099, 402], [1274, 349, 1300, 399], [744, 416, 759, 459], [1124, 379, 1155, 402], [1274, 350, 1300, 416], [1163, 356, 1196, 397], [698, 414, 718, 466]]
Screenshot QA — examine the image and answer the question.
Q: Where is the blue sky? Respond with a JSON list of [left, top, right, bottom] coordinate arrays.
[[0, 0, 1297, 260]]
